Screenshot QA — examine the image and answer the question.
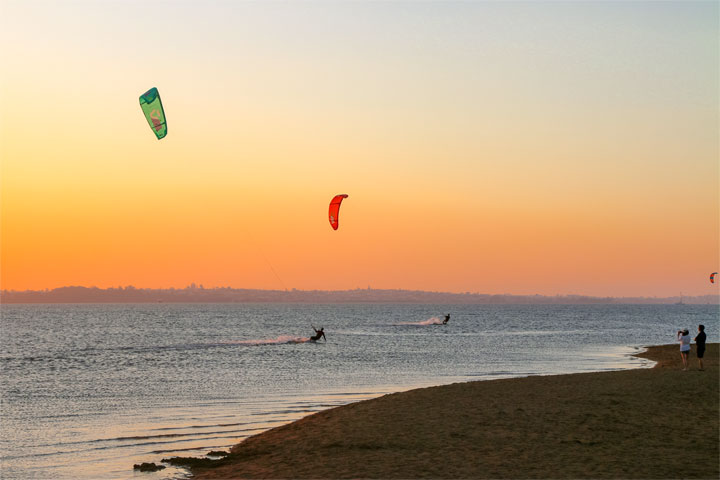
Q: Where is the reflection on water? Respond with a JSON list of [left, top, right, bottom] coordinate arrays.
[[1, 304, 717, 479], [2, 389, 403, 480]]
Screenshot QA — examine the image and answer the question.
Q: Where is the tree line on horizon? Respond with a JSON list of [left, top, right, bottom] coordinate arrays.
[[1, 285, 717, 305]]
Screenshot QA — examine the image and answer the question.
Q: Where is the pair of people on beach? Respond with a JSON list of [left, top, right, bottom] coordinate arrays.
[[677, 325, 706, 371]]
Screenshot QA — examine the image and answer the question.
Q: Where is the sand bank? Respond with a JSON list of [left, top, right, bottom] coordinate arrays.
[[189, 344, 718, 479]]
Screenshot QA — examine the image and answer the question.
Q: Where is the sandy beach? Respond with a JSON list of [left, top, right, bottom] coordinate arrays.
[[183, 343, 719, 479]]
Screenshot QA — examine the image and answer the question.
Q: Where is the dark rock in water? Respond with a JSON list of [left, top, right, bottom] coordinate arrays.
[[162, 456, 224, 468], [207, 450, 230, 457], [133, 462, 166, 472]]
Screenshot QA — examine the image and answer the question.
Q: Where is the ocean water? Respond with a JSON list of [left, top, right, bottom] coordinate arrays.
[[1, 303, 717, 479]]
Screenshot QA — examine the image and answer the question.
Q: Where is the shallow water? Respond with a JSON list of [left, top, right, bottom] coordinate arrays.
[[1, 303, 717, 479]]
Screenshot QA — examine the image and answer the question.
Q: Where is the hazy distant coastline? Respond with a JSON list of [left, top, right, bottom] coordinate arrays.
[[1, 285, 717, 305]]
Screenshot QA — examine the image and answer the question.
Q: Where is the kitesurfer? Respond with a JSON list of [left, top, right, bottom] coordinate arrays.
[[442, 314, 450, 325], [310, 326, 326, 342]]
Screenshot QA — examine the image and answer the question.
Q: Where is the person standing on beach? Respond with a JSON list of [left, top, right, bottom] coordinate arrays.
[[677, 329, 691, 370], [694, 324, 706, 371]]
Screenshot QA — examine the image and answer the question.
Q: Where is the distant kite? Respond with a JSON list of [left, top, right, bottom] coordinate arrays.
[[328, 194, 348, 230], [139, 87, 167, 139], [711, 272, 718, 284]]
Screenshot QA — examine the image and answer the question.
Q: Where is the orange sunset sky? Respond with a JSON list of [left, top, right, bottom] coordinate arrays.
[[1, 1, 718, 297]]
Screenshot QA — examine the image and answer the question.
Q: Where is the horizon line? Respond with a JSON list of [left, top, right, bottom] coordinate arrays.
[[1, 284, 718, 301]]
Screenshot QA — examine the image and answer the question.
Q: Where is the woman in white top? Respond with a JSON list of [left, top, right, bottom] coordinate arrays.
[[677, 329, 691, 370]]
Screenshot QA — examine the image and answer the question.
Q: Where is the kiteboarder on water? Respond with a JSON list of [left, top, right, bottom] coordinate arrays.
[[443, 314, 450, 325], [310, 326, 326, 342]]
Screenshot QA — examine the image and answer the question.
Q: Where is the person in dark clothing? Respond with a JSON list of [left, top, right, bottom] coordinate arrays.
[[694, 324, 707, 371], [310, 326, 326, 342], [443, 314, 450, 325]]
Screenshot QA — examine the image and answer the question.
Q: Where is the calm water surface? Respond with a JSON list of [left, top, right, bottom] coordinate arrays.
[[1, 303, 717, 479]]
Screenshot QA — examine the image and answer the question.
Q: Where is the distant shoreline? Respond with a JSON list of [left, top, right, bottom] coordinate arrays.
[[184, 343, 719, 479], [2, 286, 718, 304]]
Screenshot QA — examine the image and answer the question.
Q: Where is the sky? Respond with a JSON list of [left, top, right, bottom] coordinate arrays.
[[1, 0, 718, 297]]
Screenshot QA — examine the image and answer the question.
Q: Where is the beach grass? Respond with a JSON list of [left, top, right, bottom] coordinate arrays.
[[190, 343, 718, 479]]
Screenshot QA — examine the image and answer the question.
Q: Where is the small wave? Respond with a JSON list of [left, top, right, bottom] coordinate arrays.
[[33, 426, 268, 449], [150, 419, 285, 432], [397, 317, 446, 326], [5, 433, 257, 460], [150, 444, 234, 455], [250, 407, 320, 416]]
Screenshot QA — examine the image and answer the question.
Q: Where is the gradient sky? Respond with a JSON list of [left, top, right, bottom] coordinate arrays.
[[1, 1, 718, 297]]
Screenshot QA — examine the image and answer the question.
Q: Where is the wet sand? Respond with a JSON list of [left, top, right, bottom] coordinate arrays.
[[191, 344, 718, 479]]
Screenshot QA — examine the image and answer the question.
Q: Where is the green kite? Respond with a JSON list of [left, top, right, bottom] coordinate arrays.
[[139, 87, 167, 140]]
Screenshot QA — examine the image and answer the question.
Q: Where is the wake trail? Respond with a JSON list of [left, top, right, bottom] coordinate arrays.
[[230, 335, 313, 346], [397, 316, 445, 326]]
